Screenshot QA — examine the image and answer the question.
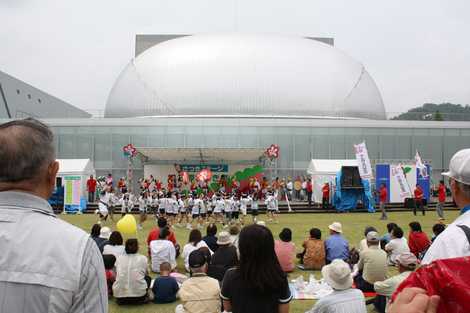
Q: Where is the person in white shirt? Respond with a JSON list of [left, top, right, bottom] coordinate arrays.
[[374, 252, 418, 313], [224, 195, 233, 225], [108, 189, 120, 222], [177, 195, 189, 227], [422, 149, 470, 265], [113, 239, 151, 304], [286, 179, 293, 201], [230, 195, 240, 221], [191, 194, 205, 229], [150, 226, 177, 272], [214, 194, 225, 224], [119, 193, 133, 216], [103, 231, 126, 259], [137, 191, 149, 230], [181, 229, 213, 272], [239, 193, 251, 225], [306, 259, 366, 313], [168, 193, 179, 226], [385, 227, 410, 265], [97, 190, 109, 224], [265, 191, 278, 223], [250, 193, 259, 223]]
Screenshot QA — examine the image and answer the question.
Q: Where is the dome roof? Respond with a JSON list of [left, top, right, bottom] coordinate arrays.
[[105, 34, 385, 119]]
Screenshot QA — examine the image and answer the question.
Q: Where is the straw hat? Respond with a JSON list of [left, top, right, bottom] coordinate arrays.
[[217, 231, 232, 245], [322, 259, 353, 290], [328, 222, 343, 233]]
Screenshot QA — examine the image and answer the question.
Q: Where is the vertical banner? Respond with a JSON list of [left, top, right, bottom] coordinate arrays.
[[354, 142, 373, 179], [415, 151, 429, 178], [391, 165, 412, 199], [64, 176, 81, 212]]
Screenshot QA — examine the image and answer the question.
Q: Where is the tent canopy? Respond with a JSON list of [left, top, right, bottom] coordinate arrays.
[[57, 159, 94, 176], [307, 159, 358, 176]]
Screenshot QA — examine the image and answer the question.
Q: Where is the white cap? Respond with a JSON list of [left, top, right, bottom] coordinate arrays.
[[328, 222, 343, 233], [322, 259, 353, 290], [442, 149, 470, 185]]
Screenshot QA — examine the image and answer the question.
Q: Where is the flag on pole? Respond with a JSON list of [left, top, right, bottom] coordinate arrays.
[[354, 141, 373, 179], [415, 151, 429, 178]]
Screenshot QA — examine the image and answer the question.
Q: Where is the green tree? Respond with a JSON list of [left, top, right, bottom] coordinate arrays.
[[433, 110, 444, 121]]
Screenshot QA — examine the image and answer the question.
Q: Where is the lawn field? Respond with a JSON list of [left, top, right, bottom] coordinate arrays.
[[60, 210, 458, 313]]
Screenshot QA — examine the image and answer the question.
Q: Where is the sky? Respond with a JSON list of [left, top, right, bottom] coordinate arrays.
[[1, 0, 469, 116]]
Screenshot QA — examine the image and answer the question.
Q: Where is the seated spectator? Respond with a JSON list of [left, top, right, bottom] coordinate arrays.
[[152, 262, 179, 304], [325, 222, 349, 264], [182, 229, 212, 272], [358, 226, 377, 252], [103, 254, 116, 297], [274, 228, 296, 272], [374, 252, 418, 313], [103, 231, 125, 258], [208, 231, 238, 282], [306, 259, 367, 313], [203, 223, 219, 252], [229, 225, 240, 251], [385, 227, 410, 265], [431, 223, 446, 242], [221, 224, 292, 313], [408, 221, 431, 258], [380, 223, 398, 249], [147, 217, 179, 256], [298, 228, 326, 270], [150, 226, 177, 272], [113, 239, 151, 305], [176, 249, 221, 313], [353, 231, 387, 292]]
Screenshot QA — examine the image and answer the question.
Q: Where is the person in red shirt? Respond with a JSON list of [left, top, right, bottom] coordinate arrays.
[[86, 175, 97, 203], [408, 221, 431, 259], [306, 179, 313, 208], [322, 183, 330, 210], [437, 180, 446, 219], [379, 183, 388, 220], [147, 217, 180, 257], [413, 185, 425, 216]]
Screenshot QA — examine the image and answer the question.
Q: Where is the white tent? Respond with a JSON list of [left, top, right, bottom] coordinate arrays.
[[57, 159, 95, 198], [307, 159, 358, 203]]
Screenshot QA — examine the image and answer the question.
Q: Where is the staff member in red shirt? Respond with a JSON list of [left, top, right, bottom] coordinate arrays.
[[322, 183, 330, 210], [379, 183, 388, 220], [413, 185, 425, 216], [306, 179, 313, 208], [86, 174, 97, 203], [436, 180, 446, 219]]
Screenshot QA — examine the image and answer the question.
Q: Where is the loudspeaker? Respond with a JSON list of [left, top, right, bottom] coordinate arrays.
[[341, 166, 363, 189]]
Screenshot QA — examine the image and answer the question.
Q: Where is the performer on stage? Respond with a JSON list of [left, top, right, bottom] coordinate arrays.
[[239, 193, 251, 225], [379, 183, 388, 220], [413, 185, 425, 216], [322, 183, 330, 210], [265, 191, 278, 223], [97, 190, 109, 224]]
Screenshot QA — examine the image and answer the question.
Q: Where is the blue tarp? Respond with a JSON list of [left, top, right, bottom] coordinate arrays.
[[333, 171, 375, 212]]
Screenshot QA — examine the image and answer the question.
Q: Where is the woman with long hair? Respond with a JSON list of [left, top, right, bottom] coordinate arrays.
[[221, 224, 292, 313], [181, 229, 212, 272]]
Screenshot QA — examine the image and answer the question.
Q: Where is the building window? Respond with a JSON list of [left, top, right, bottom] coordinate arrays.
[[27, 94, 31, 99], [16, 89, 20, 94], [38, 98, 42, 103]]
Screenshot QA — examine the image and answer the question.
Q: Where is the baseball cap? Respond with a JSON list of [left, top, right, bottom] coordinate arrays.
[[188, 249, 207, 268], [442, 149, 470, 185], [366, 231, 380, 241]]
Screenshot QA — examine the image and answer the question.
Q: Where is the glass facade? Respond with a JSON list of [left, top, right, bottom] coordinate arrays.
[[47, 117, 470, 188]]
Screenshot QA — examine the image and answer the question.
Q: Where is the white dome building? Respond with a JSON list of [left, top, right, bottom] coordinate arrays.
[[105, 34, 385, 119]]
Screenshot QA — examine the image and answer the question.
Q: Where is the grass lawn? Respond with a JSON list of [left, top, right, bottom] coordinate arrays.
[[60, 210, 458, 313]]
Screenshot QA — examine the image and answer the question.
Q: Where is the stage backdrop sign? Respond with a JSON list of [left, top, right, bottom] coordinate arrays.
[[64, 176, 83, 213], [180, 164, 228, 173], [354, 142, 373, 179]]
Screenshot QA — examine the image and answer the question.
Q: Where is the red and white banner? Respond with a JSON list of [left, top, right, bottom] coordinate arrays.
[[354, 142, 373, 179], [391, 164, 412, 199]]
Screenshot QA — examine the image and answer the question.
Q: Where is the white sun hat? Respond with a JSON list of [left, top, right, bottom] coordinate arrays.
[[442, 149, 470, 185], [322, 259, 353, 290], [328, 222, 343, 233]]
